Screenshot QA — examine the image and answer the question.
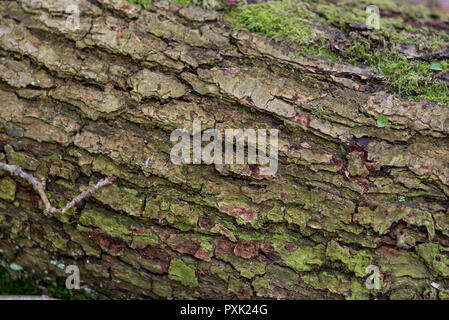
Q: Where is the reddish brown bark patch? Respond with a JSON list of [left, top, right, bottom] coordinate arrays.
[[359, 201, 378, 211], [150, 225, 170, 242], [234, 287, 253, 299], [223, 0, 241, 8], [95, 232, 126, 255], [215, 224, 234, 239], [16, 187, 40, 209], [260, 242, 281, 263], [292, 93, 308, 104], [365, 161, 381, 172], [171, 236, 201, 256], [198, 215, 215, 231], [272, 286, 289, 299], [218, 205, 257, 222], [330, 155, 344, 169], [284, 243, 298, 252], [170, 235, 212, 261], [291, 113, 310, 126], [194, 248, 212, 262], [215, 239, 235, 256], [234, 239, 260, 259], [245, 164, 275, 180], [140, 245, 172, 273], [240, 96, 255, 106], [221, 67, 240, 75]]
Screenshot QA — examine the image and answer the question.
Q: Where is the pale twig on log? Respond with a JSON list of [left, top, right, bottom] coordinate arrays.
[[59, 175, 116, 214], [0, 161, 115, 216]]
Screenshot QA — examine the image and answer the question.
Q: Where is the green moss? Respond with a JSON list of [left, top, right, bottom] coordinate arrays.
[[389, 279, 423, 300], [200, 240, 213, 251], [168, 258, 198, 287], [210, 224, 237, 242], [79, 208, 131, 240], [214, 245, 266, 279], [93, 182, 144, 217], [326, 240, 373, 278], [252, 277, 270, 291], [0, 266, 90, 299], [377, 114, 389, 128], [166, 202, 200, 231], [416, 243, 449, 277], [376, 249, 429, 279], [210, 262, 230, 281], [273, 242, 326, 272], [0, 176, 16, 202], [236, 261, 266, 279], [302, 271, 370, 299], [226, 1, 316, 46], [378, 58, 449, 105], [79, 208, 158, 247], [315, 2, 367, 28], [5, 145, 39, 171], [111, 264, 152, 290], [225, 0, 340, 62], [439, 288, 449, 300], [260, 202, 285, 223], [152, 278, 173, 298], [345, 0, 448, 21], [223, 0, 449, 105], [284, 207, 310, 230], [42, 155, 77, 181], [0, 266, 41, 296], [227, 276, 252, 297]]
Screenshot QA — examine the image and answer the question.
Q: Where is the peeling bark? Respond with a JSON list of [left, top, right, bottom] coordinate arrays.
[[0, 0, 449, 300]]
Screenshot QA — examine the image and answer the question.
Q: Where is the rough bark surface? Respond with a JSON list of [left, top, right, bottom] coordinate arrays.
[[1, 0, 449, 300]]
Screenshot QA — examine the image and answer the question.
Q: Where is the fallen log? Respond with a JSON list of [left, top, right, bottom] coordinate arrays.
[[0, 0, 448, 299]]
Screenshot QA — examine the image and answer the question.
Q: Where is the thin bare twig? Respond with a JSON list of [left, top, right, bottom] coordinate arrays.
[[60, 175, 116, 214], [0, 161, 115, 216]]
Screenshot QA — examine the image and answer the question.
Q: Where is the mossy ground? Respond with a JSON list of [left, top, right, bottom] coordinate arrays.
[[0, 266, 90, 299], [129, 0, 449, 105]]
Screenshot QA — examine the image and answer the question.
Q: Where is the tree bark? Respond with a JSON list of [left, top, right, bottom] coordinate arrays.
[[0, 0, 449, 300]]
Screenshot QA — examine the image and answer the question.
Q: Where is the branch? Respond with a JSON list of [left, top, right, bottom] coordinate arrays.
[[0, 161, 115, 216], [60, 175, 116, 214]]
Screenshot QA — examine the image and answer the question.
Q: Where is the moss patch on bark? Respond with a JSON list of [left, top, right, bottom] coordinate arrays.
[[134, 0, 449, 105]]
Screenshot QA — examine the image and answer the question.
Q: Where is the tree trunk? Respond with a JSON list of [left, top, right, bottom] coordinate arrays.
[[0, 0, 449, 300]]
